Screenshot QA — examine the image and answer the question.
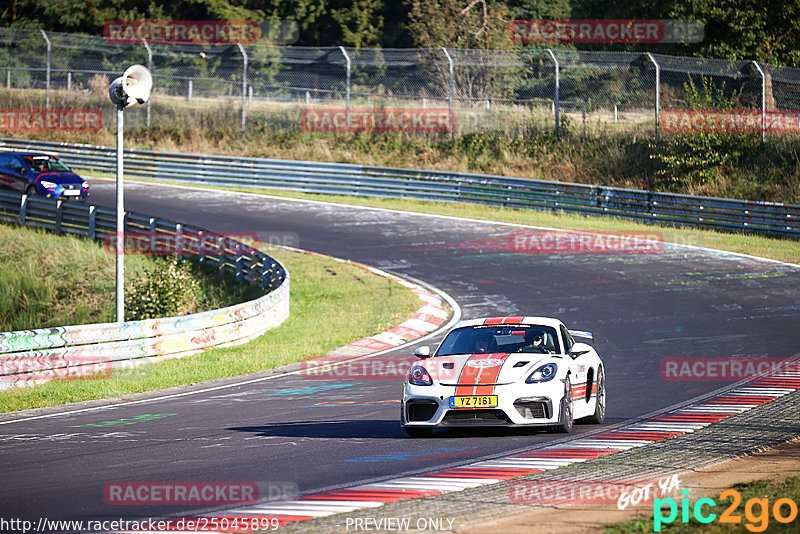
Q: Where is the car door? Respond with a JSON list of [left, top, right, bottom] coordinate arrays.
[[2, 155, 31, 192], [0, 154, 27, 192]]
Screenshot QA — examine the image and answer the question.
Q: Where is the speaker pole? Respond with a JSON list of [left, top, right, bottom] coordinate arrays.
[[108, 64, 152, 323], [115, 102, 125, 323]]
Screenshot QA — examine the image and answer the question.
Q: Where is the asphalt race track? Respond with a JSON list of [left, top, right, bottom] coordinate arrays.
[[2, 180, 799, 529]]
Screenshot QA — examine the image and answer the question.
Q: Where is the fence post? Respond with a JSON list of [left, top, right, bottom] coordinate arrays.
[[40, 30, 51, 108], [142, 39, 152, 128], [442, 47, 454, 116], [188, 79, 193, 102], [646, 53, 660, 142], [546, 49, 560, 137], [339, 46, 351, 129], [67, 72, 71, 92], [237, 43, 247, 133], [751, 60, 766, 143]]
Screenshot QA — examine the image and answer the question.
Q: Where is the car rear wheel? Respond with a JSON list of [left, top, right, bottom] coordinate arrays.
[[405, 427, 433, 438], [587, 366, 606, 424], [552, 376, 574, 433]]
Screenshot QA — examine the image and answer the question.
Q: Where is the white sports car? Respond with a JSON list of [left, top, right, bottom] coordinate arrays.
[[402, 316, 605, 438]]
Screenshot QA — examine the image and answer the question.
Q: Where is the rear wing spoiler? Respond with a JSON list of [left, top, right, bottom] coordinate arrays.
[[568, 329, 593, 341]]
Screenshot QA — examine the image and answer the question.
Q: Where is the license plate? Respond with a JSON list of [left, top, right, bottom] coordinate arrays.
[[449, 395, 498, 408], [62, 189, 80, 196]]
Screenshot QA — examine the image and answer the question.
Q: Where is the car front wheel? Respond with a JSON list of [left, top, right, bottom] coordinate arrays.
[[587, 366, 605, 424], [25, 185, 37, 197], [552, 376, 574, 433]]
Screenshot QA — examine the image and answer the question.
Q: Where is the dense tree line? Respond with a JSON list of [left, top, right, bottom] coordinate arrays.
[[1, 0, 798, 66]]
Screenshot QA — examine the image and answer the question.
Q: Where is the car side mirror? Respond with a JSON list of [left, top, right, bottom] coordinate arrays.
[[414, 346, 431, 358], [569, 342, 592, 358]]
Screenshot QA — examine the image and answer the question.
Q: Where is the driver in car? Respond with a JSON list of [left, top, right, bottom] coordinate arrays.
[[473, 333, 492, 353], [523, 331, 551, 353]]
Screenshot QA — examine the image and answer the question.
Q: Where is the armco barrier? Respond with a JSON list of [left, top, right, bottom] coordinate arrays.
[[1, 137, 797, 237], [0, 189, 289, 389]]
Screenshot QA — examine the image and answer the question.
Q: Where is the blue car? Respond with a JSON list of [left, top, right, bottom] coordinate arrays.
[[0, 152, 90, 200]]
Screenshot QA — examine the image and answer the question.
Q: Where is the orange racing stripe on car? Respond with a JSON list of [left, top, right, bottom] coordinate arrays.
[[483, 316, 525, 325], [454, 353, 511, 402]]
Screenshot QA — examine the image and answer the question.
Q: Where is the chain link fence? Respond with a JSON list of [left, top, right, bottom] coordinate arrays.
[[1, 26, 799, 138]]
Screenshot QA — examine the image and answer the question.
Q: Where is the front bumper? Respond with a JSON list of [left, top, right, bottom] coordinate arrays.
[[402, 379, 564, 427]]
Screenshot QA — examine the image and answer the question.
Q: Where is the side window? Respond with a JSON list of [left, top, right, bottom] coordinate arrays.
[[0, 155, 9, 168], [7, 157, 25, 173], [560, 325, 574, 354]]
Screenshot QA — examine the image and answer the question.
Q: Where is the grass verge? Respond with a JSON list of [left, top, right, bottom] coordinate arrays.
[[0, 245, 422, 413], [0, 224, 263, 331], [603, 476, 800, 533], [98, 176, 800, 265]]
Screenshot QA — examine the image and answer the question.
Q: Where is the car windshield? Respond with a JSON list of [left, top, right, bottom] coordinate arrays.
[[436, 325, 561, 355], [23, 156, 70, 173]]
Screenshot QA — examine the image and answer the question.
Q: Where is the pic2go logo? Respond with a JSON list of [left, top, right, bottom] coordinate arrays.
[[654, 489, 799, 532]]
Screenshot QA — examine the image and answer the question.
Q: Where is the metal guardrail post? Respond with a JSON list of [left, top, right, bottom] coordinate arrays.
[[142, 39, 152, 128], [55, 200, 63, 235], [339, 46, 351, 129], [442, 47, 454, 116], [176, 223, 184, 260], [235, 256, 244, 281], [547, 49, 560, 138], [646, 53, 660, 142], [751, 61, 767, 143], [237, 43, 247, 134], [19, 194, 27, 226], [88, 205, 96, 240], [40, 30, 51, 109]]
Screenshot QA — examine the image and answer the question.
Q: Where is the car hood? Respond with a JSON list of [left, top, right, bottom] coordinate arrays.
[[35, 171, 83, 184], [422, 353, 556, 385]]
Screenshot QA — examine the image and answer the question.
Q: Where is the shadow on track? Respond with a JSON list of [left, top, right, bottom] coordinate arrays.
[[230, 420, 405, 439], [229, 419, 611, 440]]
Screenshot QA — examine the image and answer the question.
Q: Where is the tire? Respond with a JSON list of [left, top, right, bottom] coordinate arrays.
[[25, 185, 37, 197], [405, 427, 433, 438], [552, 375, 574, 433], [587, 366, 606, 424]]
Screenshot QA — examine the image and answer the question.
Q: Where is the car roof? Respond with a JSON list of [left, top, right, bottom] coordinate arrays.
[[451, 316, 565, 330]]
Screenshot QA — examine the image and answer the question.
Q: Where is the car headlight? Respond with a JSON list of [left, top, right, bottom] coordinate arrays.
[[526, 363, 557, 383], [81, 181, 89, 189], [39, 180, 58, 188], [409, 365, 433, 386]]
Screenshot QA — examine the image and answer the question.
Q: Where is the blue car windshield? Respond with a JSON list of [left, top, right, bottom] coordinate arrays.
[[436, 325, 561, 355], [24, 156, 70, 173]]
